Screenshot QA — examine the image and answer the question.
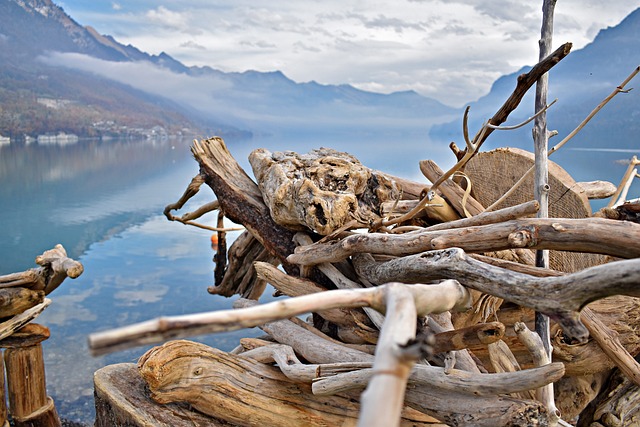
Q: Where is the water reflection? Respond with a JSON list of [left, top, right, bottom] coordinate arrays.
[[0, 134, 637, 425]]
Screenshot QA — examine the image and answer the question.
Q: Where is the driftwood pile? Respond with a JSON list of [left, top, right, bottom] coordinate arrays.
[[88, 44, 640, 426], [88, 129, 640, 426]]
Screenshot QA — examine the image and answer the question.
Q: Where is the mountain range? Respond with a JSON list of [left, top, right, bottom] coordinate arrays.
[[431, 8, 640, 152], [0, 0, 638, 147]]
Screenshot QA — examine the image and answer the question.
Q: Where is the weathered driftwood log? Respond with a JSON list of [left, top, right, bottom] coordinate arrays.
[[0, 324, 61, 427], [0, 299, 51, 341], [314, 362, 564, 398], [352, 248, 640, 342], [0, 288, 45, 319], [253, 261, 375, 340], [577, 181, 617, 199], [288, 217, 640, 266], [95, 363, 237, 426], [249, 147, 401, 235], [138, 340, 440, 427], [88, 281, 470, 356], [192, 138, 300, 274]]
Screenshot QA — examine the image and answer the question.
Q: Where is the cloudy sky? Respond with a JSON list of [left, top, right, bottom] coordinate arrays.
[[57, 0, 640, 107]]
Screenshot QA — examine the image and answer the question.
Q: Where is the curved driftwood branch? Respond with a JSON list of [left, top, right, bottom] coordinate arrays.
[[288, 217, 640, 266], [354, 248, 640, 342], [459, 42, 572, 158], [88, 281, 471, 356], [313, 362, 564, 397]]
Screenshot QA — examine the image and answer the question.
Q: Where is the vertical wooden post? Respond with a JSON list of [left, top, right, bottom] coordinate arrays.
[[533, 0, 555, 343], [534, 1, 560, 426], [0, 324, 61, 427]]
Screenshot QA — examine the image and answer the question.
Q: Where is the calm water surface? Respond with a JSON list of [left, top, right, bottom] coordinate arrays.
[[0, 134, 637, 424]]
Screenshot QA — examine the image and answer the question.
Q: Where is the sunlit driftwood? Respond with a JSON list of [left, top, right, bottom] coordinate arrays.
[[138, 340, 440, 427], [288, 217, 640, 266], [577, 181, 617, 199], [249, 147, 400, 235]]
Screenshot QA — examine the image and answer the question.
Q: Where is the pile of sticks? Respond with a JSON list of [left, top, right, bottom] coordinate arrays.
[[88, 131, 640, 426], [89, 47, 640, 426]]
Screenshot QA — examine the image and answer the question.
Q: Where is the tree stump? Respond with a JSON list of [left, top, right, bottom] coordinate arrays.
[[94, 363, 235, 427], [0, 324, 60, 427]]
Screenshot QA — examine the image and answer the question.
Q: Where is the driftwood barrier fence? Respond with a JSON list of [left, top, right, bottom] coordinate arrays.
[[0, 244, 83, 427]]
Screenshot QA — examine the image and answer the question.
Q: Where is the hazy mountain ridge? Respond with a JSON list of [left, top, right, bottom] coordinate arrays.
[[0, 0, 459, 139], [430, 8, 640, 151], [1, 0, 638, 143]]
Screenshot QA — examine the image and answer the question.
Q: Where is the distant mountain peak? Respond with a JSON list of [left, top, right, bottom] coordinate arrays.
[[13, 0, 55, 16]]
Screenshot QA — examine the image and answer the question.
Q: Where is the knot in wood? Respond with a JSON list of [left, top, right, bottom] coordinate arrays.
[[508, 227, 537, 247]]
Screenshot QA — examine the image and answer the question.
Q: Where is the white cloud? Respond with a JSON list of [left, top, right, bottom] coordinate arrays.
[[52, 1, 640, 106], [145, 5, 195, 34]]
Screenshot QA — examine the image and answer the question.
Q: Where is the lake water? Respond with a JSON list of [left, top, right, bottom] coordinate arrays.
[[0, 133, 637, 424]]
